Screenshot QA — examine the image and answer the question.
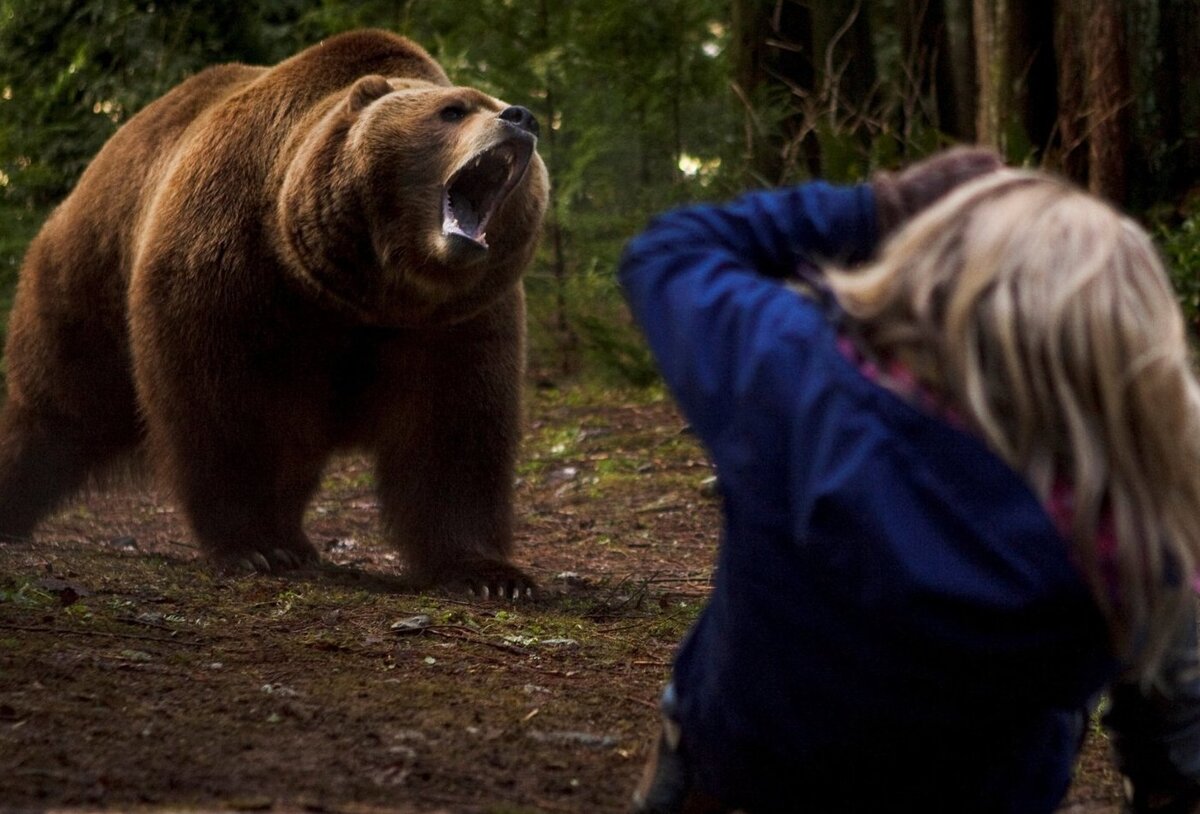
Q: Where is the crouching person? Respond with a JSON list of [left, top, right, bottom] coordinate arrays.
[[620, 149, 1200, 813]]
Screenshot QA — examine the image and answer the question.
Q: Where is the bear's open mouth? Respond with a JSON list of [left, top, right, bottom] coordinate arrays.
[[442, 137, 534, 250]]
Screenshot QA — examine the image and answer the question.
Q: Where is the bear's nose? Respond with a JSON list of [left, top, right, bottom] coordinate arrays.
[[499, 105, 540, 137]]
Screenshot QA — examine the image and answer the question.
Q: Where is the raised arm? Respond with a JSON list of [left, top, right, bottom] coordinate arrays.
[[619, 148, 1004, 449], [618, 182, 876, 446]]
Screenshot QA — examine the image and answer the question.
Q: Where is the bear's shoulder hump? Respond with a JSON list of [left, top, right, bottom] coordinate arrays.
[[290, 29, 451, 88]]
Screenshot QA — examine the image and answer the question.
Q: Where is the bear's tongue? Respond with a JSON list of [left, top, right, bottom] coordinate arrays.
[[442, 140, 529, 249]]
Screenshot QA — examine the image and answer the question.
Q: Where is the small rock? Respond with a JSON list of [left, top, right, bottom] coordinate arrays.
[[390, 728, 428, 743], [118, 649, 153, 663], [35, 576, 88, 606], [527, 730, 619, 749], [546, 466, 579, 486], [390, 615, 432, 634], [540, 638, 579, 648]]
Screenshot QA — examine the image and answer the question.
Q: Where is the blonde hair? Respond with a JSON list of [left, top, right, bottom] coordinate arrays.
[[828, 169, 1200, 681]]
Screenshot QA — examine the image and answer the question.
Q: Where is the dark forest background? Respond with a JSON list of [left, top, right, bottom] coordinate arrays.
[[1, 0, 1198, 384]]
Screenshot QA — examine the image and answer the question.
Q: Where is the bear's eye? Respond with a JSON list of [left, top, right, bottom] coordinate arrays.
[[440, 105, 468, 123]]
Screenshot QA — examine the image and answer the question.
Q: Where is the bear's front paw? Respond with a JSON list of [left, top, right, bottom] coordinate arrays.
[[425, 559, 537, 601], [212, 540, 320, 575]]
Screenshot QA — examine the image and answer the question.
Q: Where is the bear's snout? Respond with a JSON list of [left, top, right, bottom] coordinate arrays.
[[499, 105, 539, 138]]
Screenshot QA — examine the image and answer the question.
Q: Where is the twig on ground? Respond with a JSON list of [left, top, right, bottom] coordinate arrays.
[[422, 625, 532, 657], [621, 693, 662, 712]]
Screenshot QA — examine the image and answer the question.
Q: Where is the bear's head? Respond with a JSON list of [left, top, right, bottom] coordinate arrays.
[[277, 74, 549, 326]]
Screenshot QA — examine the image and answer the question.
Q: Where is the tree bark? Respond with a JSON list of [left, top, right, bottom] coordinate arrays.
[[536, 0, 576, 375], [972, 0, 1058, 158], [803, 0, 876, 178], [1160, 0, 1200, 199], [1084, 0, 1129, 202], [941, 0, 977, 141], [732, 0, 818, 184], [809, 0, 876, 119], [895, 0, 976, 145], [1052, 0, 1130, 202], [973, 0, 1009, 151], [731, 0, 782, 183], [1007, 0, 1056, 157], [1052, 0, 1088, 180]]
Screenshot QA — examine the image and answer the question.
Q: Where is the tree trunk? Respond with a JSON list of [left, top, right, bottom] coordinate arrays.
[[1083, 0, 1129, 202], [536, 0, 576, 375], [1052, 0, 1130, 202], [805, 0, 876, 178], [774, 0, 820, 179], [1052, 0, 1088, 180], [941, 0, 977, 141], [972, 0, 1057, 158], [731, 0, 782, 183], [731, 0, 818, 184], [809, 0, 876, 116], [973, 0, 1009, 151], [1007, 0, 1056, 158], [897, 0, 970, 145], [1160, 0, 1200, 200]]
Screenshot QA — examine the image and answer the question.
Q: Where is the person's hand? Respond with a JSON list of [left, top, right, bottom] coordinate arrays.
[[871, 146, 1005, 238]]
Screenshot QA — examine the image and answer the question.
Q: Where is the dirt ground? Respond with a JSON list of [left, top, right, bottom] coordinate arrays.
[[0, 385, 1124, 813]]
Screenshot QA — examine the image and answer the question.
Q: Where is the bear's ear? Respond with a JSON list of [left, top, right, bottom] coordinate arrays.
[[348, 75, 393, 113]]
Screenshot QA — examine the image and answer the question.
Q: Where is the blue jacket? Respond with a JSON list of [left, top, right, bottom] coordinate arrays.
[[619, 183, 1118, 813]]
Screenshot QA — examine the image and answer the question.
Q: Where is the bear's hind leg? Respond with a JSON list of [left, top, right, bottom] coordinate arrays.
[[0, 404, 131, 541]]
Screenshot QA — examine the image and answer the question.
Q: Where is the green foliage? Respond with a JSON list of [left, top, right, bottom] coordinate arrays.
[[0, 1, 1197, 388], [0, 0, 301, 205], [526, 259, 658, 387], [1156, 208, 1200, 330], [0, 576, 56, 608]]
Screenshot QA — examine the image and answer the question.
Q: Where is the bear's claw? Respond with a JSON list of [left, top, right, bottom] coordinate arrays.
[[469, 583, 532, 601], [214, 542, 320, 576], [467, 581, 536, 602], [271, 547, 315, 570], [425, 559, 537, 601]]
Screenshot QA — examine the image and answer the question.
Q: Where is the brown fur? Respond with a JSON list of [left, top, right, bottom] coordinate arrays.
[[0, 31, 548, 593]]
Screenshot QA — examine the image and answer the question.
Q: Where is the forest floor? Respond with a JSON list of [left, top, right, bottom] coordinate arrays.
[[0, 385, 1124, 813]]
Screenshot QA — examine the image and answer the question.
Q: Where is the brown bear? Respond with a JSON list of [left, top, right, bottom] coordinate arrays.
[[0, 30, 548, 596]]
